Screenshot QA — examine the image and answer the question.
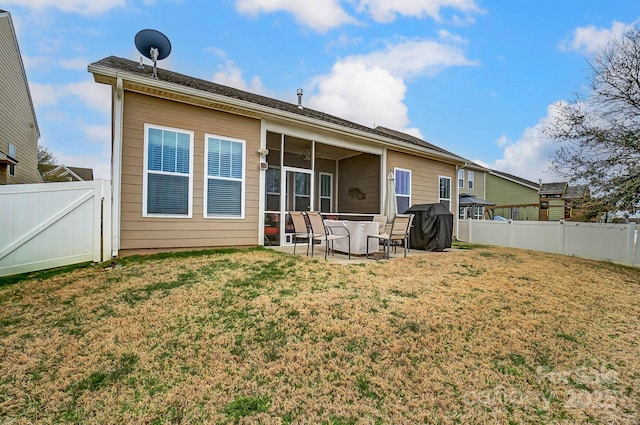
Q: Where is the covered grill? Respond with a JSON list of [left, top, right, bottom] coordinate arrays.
[[406, 203, 453, 251]]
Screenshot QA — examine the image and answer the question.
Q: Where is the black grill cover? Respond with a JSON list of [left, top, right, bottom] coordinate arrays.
[[406, 203, 453, 251]]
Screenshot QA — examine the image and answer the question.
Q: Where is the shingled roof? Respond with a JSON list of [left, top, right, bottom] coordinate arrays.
[[565, 184, 589, 199], [539, 182, 568, 196], [89, 56, 467, 162], [490, 169, 539, 190], [374, 126, 460, 157]]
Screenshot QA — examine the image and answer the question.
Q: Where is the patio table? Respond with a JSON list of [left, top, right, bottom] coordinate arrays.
[[323, 219, 380, 255]]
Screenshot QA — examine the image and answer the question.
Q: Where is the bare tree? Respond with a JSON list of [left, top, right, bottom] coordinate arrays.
[[545, 27, 640, 216], [37, 144, 58, 165]]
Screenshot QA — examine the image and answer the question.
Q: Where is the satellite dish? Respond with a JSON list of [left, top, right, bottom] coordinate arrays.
[[135, 29, 171, 79]]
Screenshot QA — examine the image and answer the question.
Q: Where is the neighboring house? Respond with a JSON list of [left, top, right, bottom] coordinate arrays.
[[0, 10, 41, 185], [89, 56, 468, 256], [539, 182, 590, 221], [457, 163, 491, 219], [39, 164, 94, 182], [485, 170, 540, 220]]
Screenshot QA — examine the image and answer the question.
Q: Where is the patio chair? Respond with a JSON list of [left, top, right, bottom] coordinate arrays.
[[288, 211, 311, 255], [304, 211, 351, 260], [366, 214, 414, 259], [372, 215, 388, 235]]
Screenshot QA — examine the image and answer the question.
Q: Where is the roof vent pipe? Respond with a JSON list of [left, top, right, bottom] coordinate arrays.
[[297, 89, 304, 110]]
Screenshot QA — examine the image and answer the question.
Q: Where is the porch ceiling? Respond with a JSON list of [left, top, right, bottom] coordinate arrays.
[[315, 143, 362, 161]]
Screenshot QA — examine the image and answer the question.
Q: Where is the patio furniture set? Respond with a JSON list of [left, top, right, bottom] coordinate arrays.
[[288, 211, 414, 260]]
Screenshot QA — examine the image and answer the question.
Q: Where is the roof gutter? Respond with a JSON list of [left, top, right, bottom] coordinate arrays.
[[88, 63, 467, 165]]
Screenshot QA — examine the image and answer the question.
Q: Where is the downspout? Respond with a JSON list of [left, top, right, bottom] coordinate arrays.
[[112, 75, 124, 257]]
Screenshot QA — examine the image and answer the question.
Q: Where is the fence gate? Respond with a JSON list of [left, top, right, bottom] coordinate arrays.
[[0, 179, 111, 277]]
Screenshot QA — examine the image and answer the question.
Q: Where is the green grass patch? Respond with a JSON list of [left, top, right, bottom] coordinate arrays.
[[68, 353, 139, 397], [0, 262, 94, 288], [556, 332, 580, 344], [221, 395, 270, 422], [451, 240, 489, 250]]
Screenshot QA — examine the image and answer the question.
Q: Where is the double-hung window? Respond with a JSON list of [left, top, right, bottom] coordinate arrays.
[[468, 171, 475, 189], [205, 134, 245, 218], [144, 124, 193, 217], [395, 168, 411, 213], [439, 176, 452, 211], [458, 169, 464, 188]]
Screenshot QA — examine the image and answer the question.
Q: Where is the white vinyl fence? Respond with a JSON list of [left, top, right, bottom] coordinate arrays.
[[0, 180, 111, 277], [458, 219, 639, 267]]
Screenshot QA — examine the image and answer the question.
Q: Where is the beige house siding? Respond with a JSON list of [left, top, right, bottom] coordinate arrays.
[[120, 92, 261, 250], [337, 153, 380, 213], [459, 169, 486, 198], [387, 150, 457, 211], [0, 11, 41, 184]]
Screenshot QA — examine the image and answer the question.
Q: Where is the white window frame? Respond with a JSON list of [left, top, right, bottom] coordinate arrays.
[[142, 124, 194, 218], [473, 205, 484, 219], [468, 171, 475, 190], [319, 172, 333, 213], [8, 143, 16, 176], [204, 133, 246, 219], [458, 169, 464, 188], [439, 175, 452, 211], [395, 167, 412, 213]]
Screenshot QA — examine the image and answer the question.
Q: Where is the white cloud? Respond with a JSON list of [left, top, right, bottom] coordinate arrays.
[[29, 80, 111, 115], [212, 61, 267, 95], [64, 81, 112, 115], [235, 0, 356, 32], [307, 35, 476, 133], [401, 127, 424, 139], [346, 35, 477, 79], [308, 61, 409, 129], [234, 0, 482, 31], [59, 57, 88, 70], [2, 0, 126, 15], [22, 55, 49, 72], [205, 47, 228, 60], [356, 0, 482, 23], [29, 80, 112, 179], [29, 82, 59, 109], [495, 134, 509, 148], [487, 104, 564, 183], [81, 124, 111, 143], [560, 21, 634, 55]]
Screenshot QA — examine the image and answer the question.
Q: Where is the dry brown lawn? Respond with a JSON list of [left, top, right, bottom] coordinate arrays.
[[0, 245, 639, 424]]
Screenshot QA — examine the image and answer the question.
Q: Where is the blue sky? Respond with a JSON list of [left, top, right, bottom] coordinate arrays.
[[5, 0, 639, 181]]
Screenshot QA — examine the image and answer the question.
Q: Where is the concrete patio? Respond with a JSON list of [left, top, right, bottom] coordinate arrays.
[[268, 243, 456, 264]]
